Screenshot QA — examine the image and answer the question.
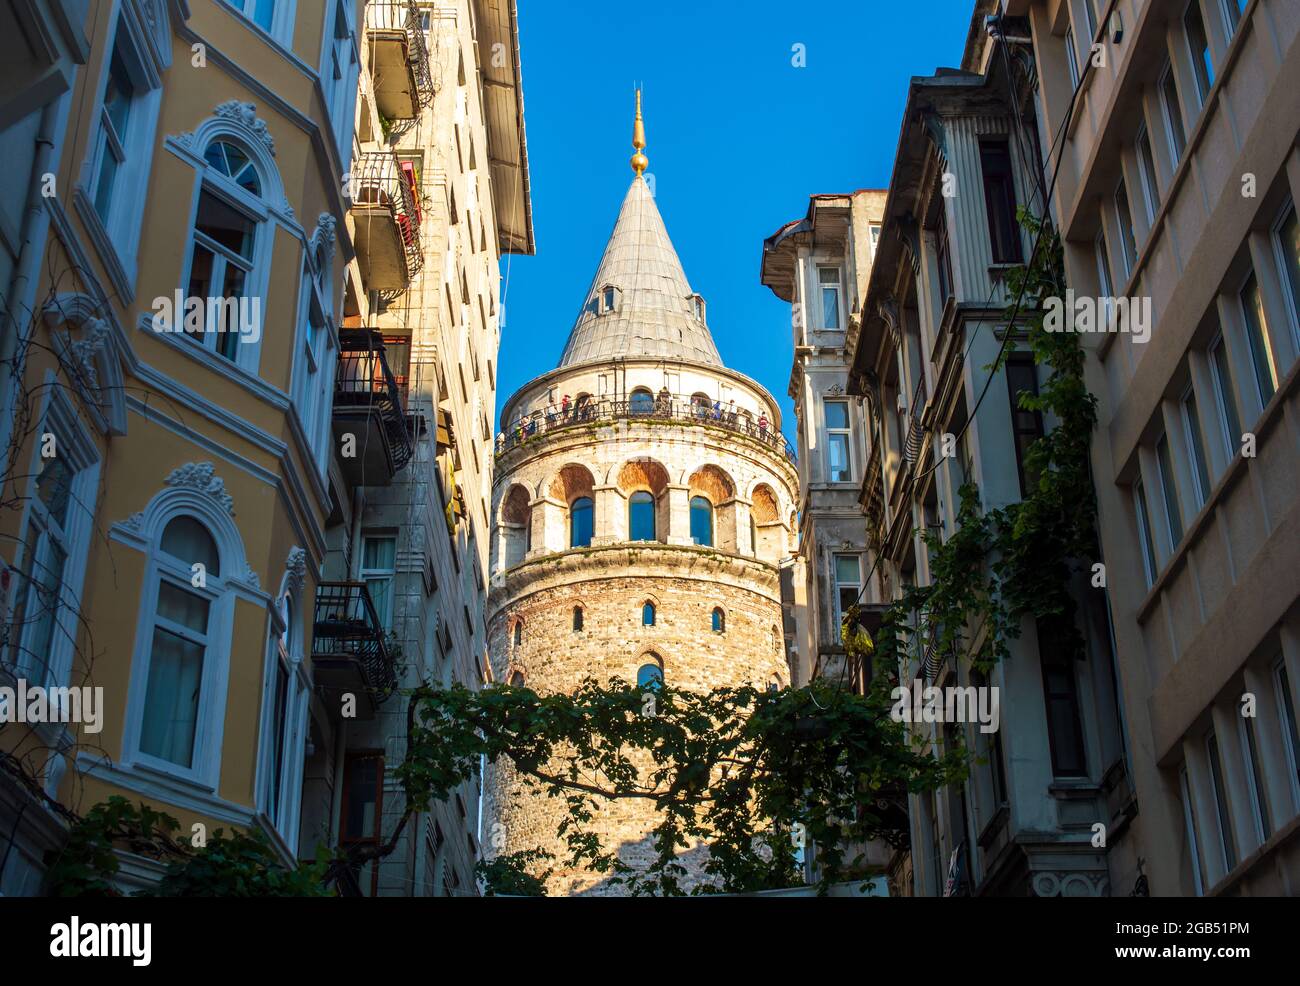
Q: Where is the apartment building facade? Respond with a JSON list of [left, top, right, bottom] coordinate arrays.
[[844, 13, 1139, 895], [305, 0, 532, 898], [1011, 0, 1300, 896], [761, 189, 886, 691], [0, 0, 529, 898]]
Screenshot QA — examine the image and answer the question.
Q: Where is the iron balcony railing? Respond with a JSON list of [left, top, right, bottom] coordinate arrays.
[[312, 580, 399, 703], [364, 0, 434, 135], [349, 150, 425, 284], [335, 329, 414, 473], [496, 393, 797, 463]]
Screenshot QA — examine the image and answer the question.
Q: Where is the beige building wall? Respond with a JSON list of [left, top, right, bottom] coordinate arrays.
[[1015, 0, 1300, 895]]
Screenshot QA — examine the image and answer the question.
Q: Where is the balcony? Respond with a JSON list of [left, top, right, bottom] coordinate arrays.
[[364, 0, 434, 136], [496, 393, 797, 464], [349, 150, 424, 296], [333, 330, 413, 486], [311, 580, 399, 719]]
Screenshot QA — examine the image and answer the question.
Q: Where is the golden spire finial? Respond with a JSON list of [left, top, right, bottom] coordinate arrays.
[[630, 88, 648, 176]]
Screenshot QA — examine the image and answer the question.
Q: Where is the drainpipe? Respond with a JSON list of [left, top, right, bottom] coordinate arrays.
[[0, 99, 60, 473]]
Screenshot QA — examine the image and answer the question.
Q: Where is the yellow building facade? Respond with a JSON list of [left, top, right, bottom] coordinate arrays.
[[0, 0, 529, 896]]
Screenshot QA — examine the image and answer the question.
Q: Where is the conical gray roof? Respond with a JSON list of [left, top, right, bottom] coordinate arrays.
[[558, 175, 722, 368]]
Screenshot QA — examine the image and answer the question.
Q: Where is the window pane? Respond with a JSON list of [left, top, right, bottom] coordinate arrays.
[[1240, 273, 1278, 403], [343, 756, 380, 840], [1278, 207, 1300, 330], [824, 400, 849, 430], [141, 623, 204, 766], [637, 663, 663, 689], [93, 144, 121, 223], [629, 491, 656, 541], [252, 0, 277, 33], [1162, 68, 1187, 160], [1243, 717, 1271, 839], [22, 537, 67, 684], [1210, 339, 1242, 457], [629, 390, 654, 415], [156, 580, 210, 633], [980, 141, 1021, 263], [1207, 733, 1237, 870], [711, 608, 724, 632], [363, 536, 396, 570], [827, 433, 850, 482], [570, 497, 593, 547], [35, 451, 75, 529], [642, 603, 655, 626], [1278, 664, 1300, 791], [269, 661, 289, 822], [195, 191, 255, 259], [1156, 434, 1183, 546], [1135, 481, 1157, 585], [1115, 180, 1137, 274], [1137, 129, 1159, 222], [835, 554, 859, 586], [161, 516, 221, 576], [1185, 2, 1214, 100], [821, 285, 840, 329], [1183, 390, 1211, 504], [103, 47, 133, 137], [689, 497, 713, 546]]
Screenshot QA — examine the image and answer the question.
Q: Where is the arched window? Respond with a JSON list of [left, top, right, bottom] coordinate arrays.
[[570, 496, 593, 548], [573, 606, 584, 632], [204, 139, 262, 195], [185, 139, 269, 366], [139, 515, 225, 769], [750, 515, 758, 555], [261, 566, 309, 847], [642, 602, 656, 627], [509, 670, 525, 686], [637, 662, 664, 690], [690, 496, 714, 546], [512, 621, 522, 647], [691, 392, 711, 418], [767, 674, 782, 693], [712, 607, 725, 633], [628, 491, 656, 541], [629, 388, 655, 415]]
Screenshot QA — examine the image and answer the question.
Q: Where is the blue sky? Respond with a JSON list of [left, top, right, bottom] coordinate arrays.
[[496, 0, 976, 439]]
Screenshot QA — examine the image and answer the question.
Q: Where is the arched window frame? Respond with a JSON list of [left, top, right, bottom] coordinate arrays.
[[629, 388, 655, 416], [569, 495, 594, 548], [642, 601, 656, 627], [163, 103, 292, 381], [628, 489, 656, 542], [257, 549, 311, 849], [572, 605, 584, 632], [711, 606, 726, 633], [120, 480, 255, 790], [637, 657, 664, 691], [512, 619, 523, 648]]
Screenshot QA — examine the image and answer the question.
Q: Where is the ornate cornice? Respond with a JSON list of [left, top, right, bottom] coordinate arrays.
[[164, 462, 235, 515]]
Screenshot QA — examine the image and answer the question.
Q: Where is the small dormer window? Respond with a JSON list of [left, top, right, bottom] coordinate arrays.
[[600, 285, 618, 313], [690, 293, 706, 322]]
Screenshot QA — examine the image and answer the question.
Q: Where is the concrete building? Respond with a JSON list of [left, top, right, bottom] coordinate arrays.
[[0, 0, 367, 894], [0, 0, 529, 898], [298, 0, 532, 897], [761, 189, 886, 692], [843, 9, 1136, 895], [485, 95, 798, 895], [1009, 0, 1300, 896]]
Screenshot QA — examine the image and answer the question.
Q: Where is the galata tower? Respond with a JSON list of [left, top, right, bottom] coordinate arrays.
[[486, 93, 798, 895]]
